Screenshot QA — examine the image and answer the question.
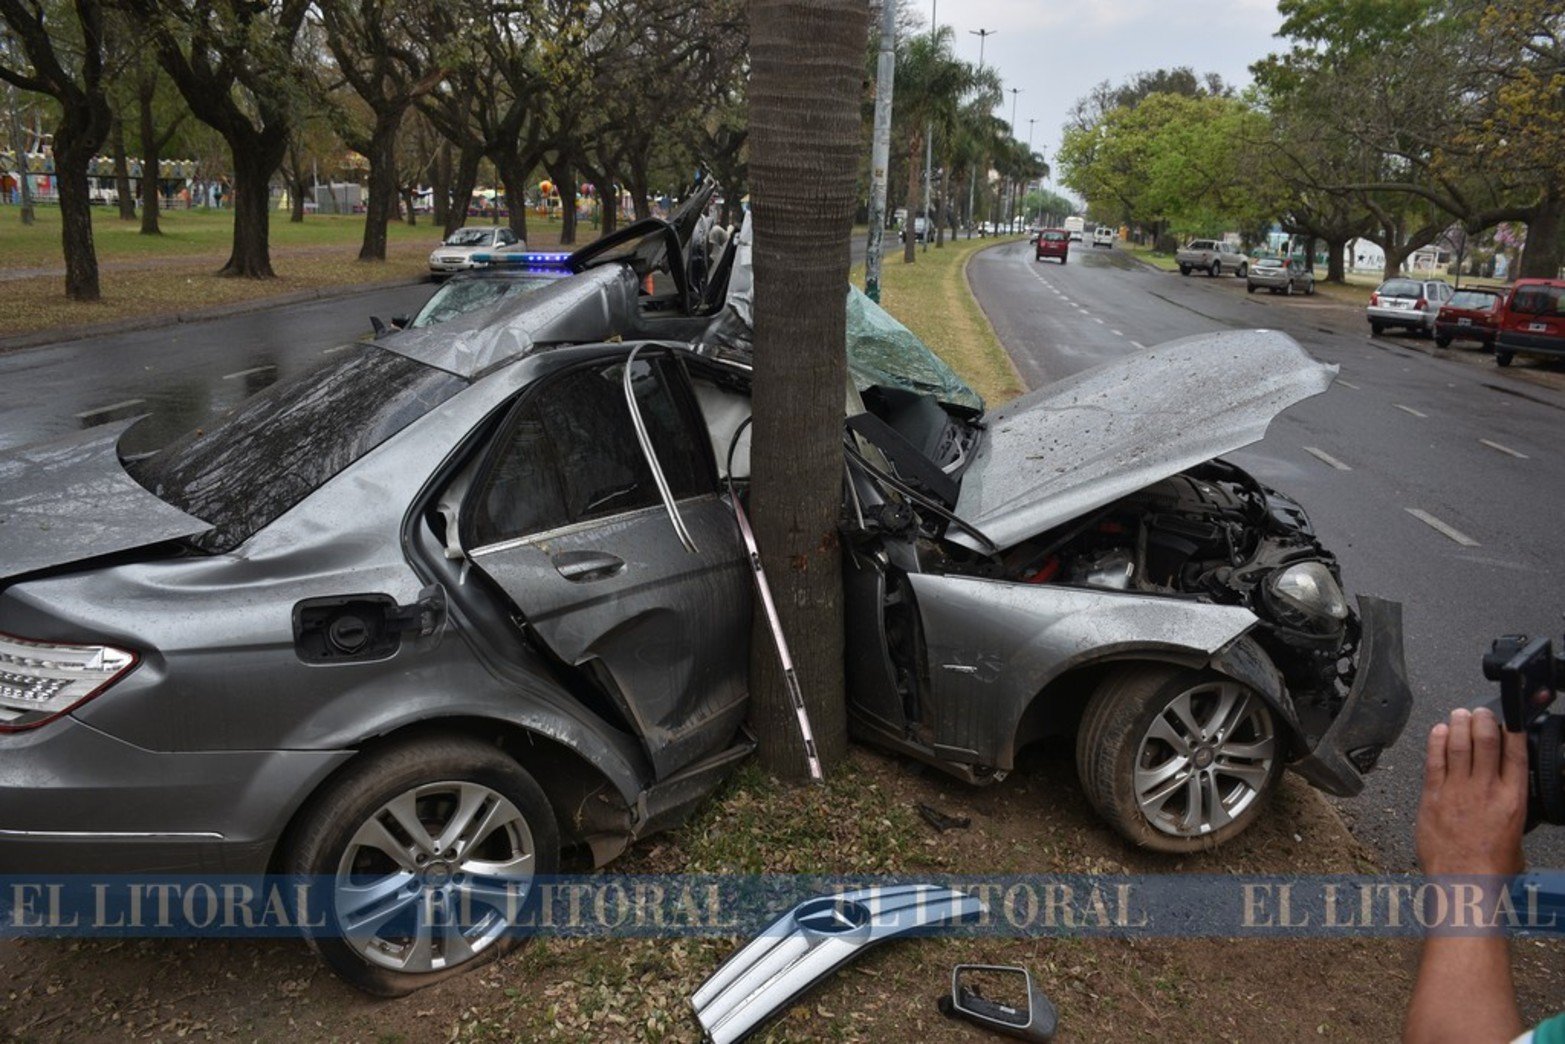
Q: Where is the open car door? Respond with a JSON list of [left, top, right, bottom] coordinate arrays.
[[461, 350, 751, 778]]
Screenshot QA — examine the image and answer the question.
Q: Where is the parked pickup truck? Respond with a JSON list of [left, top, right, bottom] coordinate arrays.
[[1176, 239, 1248, 278]]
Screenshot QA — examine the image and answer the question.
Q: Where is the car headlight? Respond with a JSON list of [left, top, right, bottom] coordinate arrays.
[[1265, 561, 1349, 635]]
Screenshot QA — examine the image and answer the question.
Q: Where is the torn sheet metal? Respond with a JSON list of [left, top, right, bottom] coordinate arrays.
[[950, 330, 1336, 552]]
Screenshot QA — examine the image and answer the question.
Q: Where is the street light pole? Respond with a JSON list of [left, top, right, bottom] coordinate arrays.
[[864, 0, 898, 302], [1007, 87, 1021, 231], [1025, 117, 1035, 226], [965, 28, 993, 240], [921, 0, 936, 255]]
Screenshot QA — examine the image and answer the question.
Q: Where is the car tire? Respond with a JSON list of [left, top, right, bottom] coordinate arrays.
[[1210, 262, 1221, 277], [1435, 334, 1452, 348], [1076, 665, 1283, 853], [1179, 265, 1191, 276], [1305, 282, 1315, 296], [1060, 255, 1067, 265], [1284, 281, 1294, 296], [1237, 264, 1248, 278], [287, 734, 560, 997], [1496, 351, 1514, 367], [1370, 322, 1384, 336], [1246, 283, 1256, 294]]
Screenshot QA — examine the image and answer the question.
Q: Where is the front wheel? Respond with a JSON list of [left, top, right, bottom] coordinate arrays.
[[1210, 262, 1221, 277], [1076, 666, 1282, 853], [288, 735, 560, 996], [1284, 281, 1294, 296], [1305, 282, 1315, 296], [1237, 264, 1248, 278], [1179, 265, 1191, 276], [1434, 334, 1452, 348]]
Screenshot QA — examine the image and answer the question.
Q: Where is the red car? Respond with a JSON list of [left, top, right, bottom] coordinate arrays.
[[1495, 278, 1565, 367], [1035, 228, 1069, 264], [1433, 288, 1504, 350]]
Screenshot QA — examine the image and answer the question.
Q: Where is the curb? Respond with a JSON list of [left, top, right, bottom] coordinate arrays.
[[0, 273, 432, 356], [962, 239, 1031, 396]]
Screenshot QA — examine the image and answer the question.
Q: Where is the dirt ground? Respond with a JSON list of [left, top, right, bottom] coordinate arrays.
[[3, 745, 1560, 1043]]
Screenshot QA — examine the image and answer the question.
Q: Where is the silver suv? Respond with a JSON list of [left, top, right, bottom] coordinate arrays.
[[1176, 239, 1248, 278], [1367, 277, 1453, 337]]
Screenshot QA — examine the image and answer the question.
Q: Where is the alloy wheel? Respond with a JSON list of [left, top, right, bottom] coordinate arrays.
[[1132, 681, 1276, 838], [333, 781, 537, 974]]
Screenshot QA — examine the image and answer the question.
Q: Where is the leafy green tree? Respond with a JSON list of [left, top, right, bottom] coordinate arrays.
[[892, 26, 985, 262]]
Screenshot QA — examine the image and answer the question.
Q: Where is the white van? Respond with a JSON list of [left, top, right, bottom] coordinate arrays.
[[1092, 225, 1116, 249]]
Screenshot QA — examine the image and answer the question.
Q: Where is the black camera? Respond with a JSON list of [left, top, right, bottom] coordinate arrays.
[[1483, 634, 1565, 830]]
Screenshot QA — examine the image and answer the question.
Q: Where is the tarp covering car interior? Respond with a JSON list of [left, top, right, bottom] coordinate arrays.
[[950, 330, 1336, 553], [0, 419, 215, 582], [380, 264, 636, 378]]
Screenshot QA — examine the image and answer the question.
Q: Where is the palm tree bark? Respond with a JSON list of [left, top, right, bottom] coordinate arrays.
[[903, 132, 923, 263], [746, 0, 866, 778]]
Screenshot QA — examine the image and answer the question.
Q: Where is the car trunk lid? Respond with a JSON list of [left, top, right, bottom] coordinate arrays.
[[948, 330, 1335, 552], [0, 420, 213, 582]]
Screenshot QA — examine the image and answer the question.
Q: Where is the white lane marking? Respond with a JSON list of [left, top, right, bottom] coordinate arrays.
[[1406, 508, 1479, 547], [222, 365, 276, 381], [1093, 316, 1106, 325], [322, 343, 356, 355], [1130, 340, 1146, 349], [1393, 404, 1427, 418], [1303, 446, 1352, 471], [74, 398, 145, 419], [1110, 329, 1123, 336], [1337, 379, 1360, 390], [1077, 306, 1089, 313], [1479, 438, 1529, 459]]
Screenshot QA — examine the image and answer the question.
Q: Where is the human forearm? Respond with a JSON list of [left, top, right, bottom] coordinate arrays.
[[1405, 931, 1522, 1043]]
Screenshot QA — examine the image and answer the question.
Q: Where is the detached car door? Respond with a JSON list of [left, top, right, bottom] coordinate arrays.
[[462, 353, 751, 778]]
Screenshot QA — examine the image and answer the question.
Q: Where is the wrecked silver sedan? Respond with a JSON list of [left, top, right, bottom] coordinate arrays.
[[0, 193, 1410, 994]]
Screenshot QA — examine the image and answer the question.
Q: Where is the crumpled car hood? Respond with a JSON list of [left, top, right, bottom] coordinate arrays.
[[0, 420, 213, 582], [950, 330, 1336, 552]]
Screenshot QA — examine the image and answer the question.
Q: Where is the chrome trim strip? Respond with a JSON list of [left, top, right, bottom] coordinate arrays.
[[692, 885, 986, 1043], [0, 828, 225, 840]]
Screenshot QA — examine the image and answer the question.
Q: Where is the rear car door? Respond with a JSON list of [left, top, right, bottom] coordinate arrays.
[[462, 353, 751, 777]]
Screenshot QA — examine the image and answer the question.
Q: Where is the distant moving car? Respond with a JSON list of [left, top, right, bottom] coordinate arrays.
[[1035, 228, 1070, 264], [1176, 239, 1248, 278], [1091, 225, 1116, 249], [900, 217, 929, 243], [428, 226, 524, 275], [1367, 277, 1453, 337], [1433, 288, 1504, 350], [1246, 258, 1315, 296], [1494, 278, 1565, 367]]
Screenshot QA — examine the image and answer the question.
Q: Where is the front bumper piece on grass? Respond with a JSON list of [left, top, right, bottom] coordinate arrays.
[[691, 884, 987, 1043]]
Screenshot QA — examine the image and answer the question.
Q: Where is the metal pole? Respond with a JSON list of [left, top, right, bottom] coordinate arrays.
[[864, 0, 897, 302], [6, 80, 34, 224], [921, 0, 935, 254], [1007, 88, 1021, 231], [965, 28, 993, 240]]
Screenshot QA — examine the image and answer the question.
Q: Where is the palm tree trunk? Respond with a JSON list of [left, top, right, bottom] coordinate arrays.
[[745, 0, 867, 778], [903, 134, 922, 264]]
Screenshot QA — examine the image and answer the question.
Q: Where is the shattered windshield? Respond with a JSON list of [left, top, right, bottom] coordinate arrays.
[[411, 275, 557, 329], [845, 287, 983, 414], [128, 346, 465, 552]]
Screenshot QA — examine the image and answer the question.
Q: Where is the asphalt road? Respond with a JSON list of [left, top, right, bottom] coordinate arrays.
[[968, 239, 1565, 868]]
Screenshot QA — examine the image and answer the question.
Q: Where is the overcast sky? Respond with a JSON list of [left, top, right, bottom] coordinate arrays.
[[918, 0, 1289, 200]]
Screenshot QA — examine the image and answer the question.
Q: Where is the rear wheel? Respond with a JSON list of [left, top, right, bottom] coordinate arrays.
[[1370, 321, 1385, 336], [1284, 281, 1294, 296], [1237, 263, 1248, 278], [1305, 281, 1315, 296], [1434, 334, 1452, 348], [1179, 265, 1191, 276], [288, 735, 559, 996], [1210, 262, 1221, 277], [1076, 666, 1282, 853], [1246, 283, 1256, 294], [1496, 351, 1514, 367]]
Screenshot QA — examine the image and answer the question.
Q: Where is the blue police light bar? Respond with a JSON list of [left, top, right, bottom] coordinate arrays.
[[470, 251, 574, 268]]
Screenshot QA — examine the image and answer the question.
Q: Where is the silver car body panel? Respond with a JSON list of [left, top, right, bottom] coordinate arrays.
[[381, 264, 637, 378], [692, 885, 987, 1044], [0, 419, 214, 582], [949, 330, 1336, 552], [906, 573, 1259, 767]]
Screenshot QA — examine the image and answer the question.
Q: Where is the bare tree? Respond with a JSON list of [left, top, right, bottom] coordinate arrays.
[[0, 0, 112, 300], [745, 0, 867, 777]]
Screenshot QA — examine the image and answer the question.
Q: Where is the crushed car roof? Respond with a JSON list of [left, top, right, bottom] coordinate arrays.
[[378, 264, 635, 379]]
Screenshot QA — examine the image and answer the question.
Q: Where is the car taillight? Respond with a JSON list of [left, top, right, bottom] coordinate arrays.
[[1415, 297, 1427, 311], [1370, 293, 1379, 306], [0, 632, 136, 731]]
